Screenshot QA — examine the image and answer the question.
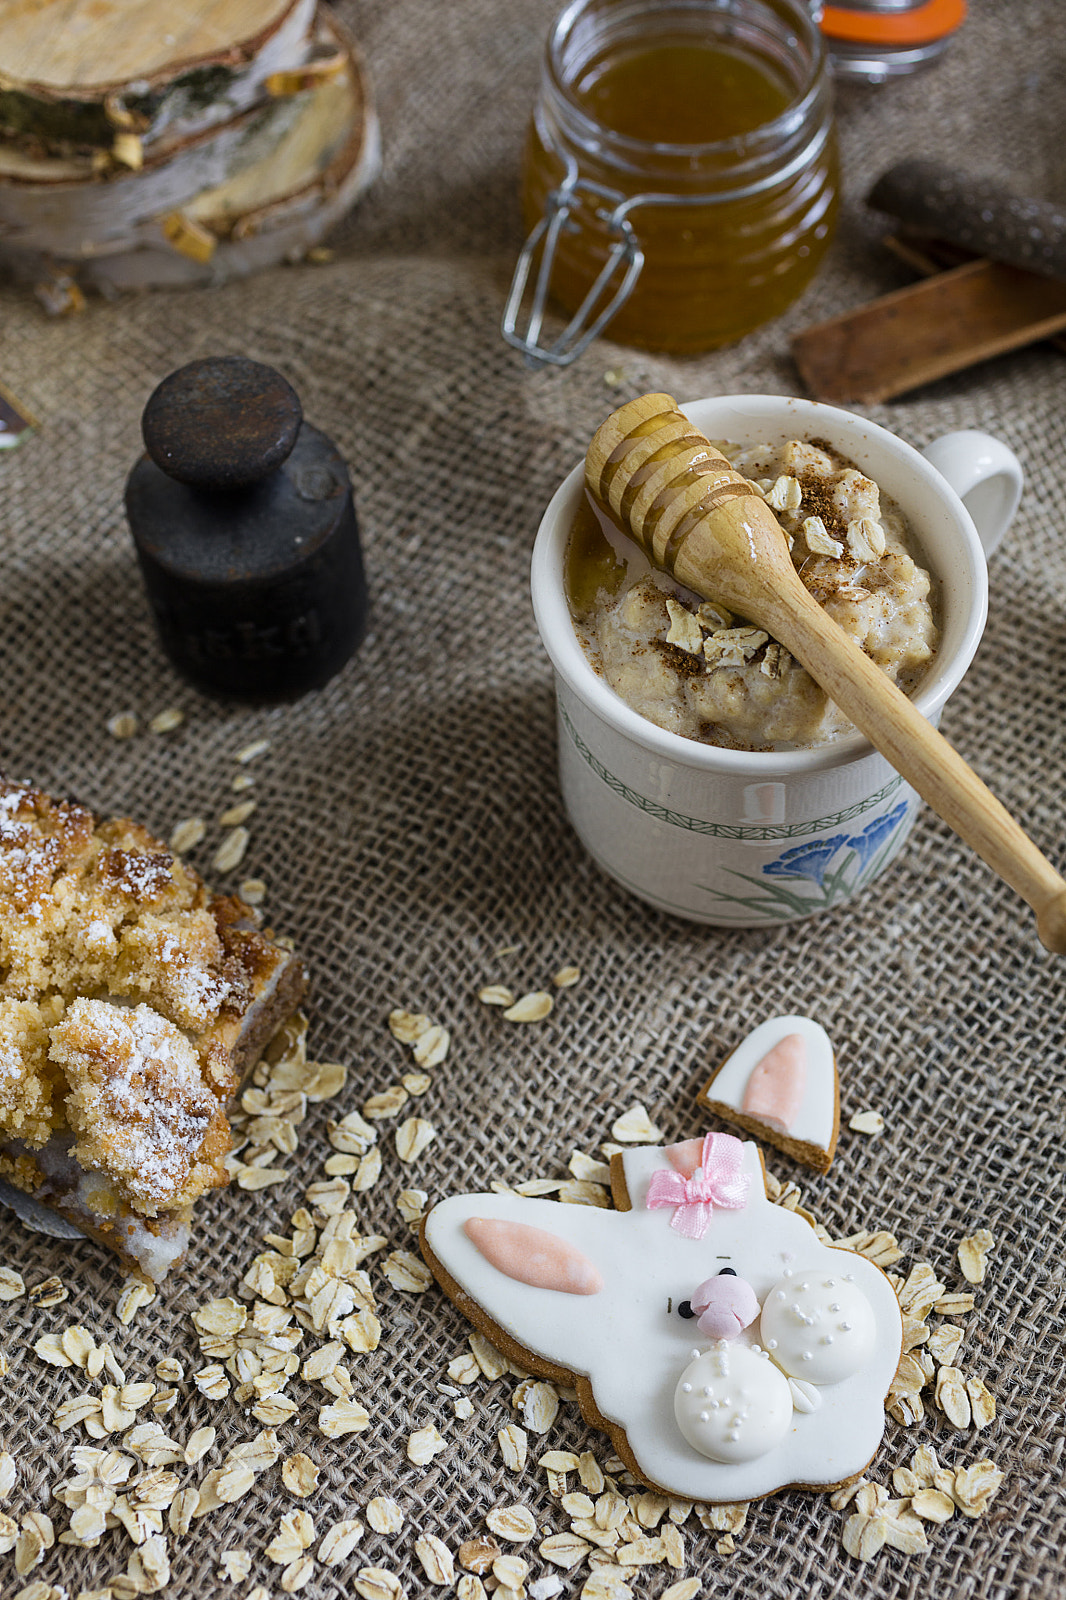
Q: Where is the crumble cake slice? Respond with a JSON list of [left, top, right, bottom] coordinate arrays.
[[0, 777, 306, 1280]]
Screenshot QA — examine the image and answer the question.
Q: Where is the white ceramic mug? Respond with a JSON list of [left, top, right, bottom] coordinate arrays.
[[530, 396, 1023, 926]]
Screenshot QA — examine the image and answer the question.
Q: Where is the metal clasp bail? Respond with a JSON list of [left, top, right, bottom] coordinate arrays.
[[502, 172, 644, 369]]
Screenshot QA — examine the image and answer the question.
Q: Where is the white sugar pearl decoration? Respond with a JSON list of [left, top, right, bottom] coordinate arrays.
[[675, 1345, 792, 1463], [760, 1267, 876, 1385]]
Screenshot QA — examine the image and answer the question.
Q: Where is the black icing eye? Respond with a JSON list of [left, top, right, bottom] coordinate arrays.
[[718, 1267, 737, 1277], [677, 1300, 696, 1319]]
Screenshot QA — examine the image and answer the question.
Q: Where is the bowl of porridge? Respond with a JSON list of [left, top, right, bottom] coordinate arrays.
[[531, 395, 1022, 925]]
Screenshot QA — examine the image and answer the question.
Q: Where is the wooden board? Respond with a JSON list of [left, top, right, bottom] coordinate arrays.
[[0, 0, 298, 91], [791, 258, 1066, 404]]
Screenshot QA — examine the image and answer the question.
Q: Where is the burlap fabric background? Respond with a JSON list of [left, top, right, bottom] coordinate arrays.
[[2, 1, 1065, 1595]]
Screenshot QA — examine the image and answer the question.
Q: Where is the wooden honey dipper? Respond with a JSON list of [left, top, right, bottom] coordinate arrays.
[[586, 392, 1066, 954]]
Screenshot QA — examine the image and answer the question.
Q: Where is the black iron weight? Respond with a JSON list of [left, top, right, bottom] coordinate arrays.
[[126, 356, 369, 700]]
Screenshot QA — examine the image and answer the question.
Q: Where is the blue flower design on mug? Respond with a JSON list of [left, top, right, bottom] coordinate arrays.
[[761, 835, 850, 886], [844, 802, 910, 871]]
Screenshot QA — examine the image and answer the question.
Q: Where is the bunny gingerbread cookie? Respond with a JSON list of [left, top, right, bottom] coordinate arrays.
[[420, 1133, 902, 1501]]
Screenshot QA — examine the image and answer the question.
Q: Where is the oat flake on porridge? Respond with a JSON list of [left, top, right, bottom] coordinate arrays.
[[566, 437, 939, 750]]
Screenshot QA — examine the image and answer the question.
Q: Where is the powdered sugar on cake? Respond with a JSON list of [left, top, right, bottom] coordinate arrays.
[[53, 1000, 230, 1215]]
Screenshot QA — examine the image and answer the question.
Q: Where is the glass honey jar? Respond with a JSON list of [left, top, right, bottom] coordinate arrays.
[[505, 0, 839, 362]]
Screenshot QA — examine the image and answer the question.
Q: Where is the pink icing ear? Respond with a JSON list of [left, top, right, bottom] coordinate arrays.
[[741, 1033, 807, 1133], [664, 1137, 706, 1178], [463, 1218, 604, 1295]]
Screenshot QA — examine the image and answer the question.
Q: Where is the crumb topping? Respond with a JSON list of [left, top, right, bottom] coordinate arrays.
[[0, 778, 296, 1225], [53, 1000, 231, 1215]]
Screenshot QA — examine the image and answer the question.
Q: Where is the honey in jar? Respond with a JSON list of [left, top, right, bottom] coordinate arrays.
[[517, 0, 839, 357]]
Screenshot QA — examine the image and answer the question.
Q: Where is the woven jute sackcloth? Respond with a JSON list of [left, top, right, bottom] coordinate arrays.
[[2, 0, 1065, 1595]]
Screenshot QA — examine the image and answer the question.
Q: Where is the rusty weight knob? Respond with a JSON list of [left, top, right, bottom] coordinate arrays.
[[125, 356, 369, 701]]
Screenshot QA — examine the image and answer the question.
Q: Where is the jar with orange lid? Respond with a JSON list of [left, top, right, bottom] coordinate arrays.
[[504, 0, 839, 363]]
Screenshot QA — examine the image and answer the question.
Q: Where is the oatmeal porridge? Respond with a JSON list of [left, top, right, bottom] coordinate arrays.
[[566, 436, 939, 749]]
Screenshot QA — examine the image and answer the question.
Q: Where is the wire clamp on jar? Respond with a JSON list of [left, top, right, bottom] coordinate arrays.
[[502, 156, 644, 369]]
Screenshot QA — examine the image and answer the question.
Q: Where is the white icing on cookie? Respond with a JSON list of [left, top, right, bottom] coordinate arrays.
[[674, 1342, 792, 1462], [422, 1141, 902, 1501], [788, 1378, 822, 1413], [760, 1268, 875, 1385], [703, 1016, 837, 1153]]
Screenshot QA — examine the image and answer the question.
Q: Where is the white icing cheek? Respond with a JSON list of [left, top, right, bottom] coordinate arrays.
[[760, 1269, 876, 1385], [673, 1344, 793, 1463]]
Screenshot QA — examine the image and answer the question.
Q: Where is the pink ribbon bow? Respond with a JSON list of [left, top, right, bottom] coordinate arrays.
[[645, 1133, 750, 1240]]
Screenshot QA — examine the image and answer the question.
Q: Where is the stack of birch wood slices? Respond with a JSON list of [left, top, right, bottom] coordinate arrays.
[[0, 0, 380, 307]]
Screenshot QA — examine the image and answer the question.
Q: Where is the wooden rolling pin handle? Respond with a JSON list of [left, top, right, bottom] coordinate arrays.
[[766, 582, 1066, 956]]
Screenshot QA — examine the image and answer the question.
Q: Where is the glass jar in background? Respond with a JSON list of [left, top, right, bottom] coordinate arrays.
[[504, 0, 838, 364]]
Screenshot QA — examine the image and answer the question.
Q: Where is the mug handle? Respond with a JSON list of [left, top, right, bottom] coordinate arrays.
[[919, 430, 1024, 560]]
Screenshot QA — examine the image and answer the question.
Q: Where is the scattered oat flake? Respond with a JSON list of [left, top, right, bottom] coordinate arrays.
[[519, 1380, 560, 1434], [402, 1071, 432, 1096], [236, 738, 271, 763], [559, 1179, 610, 1208], [169, 817, 206, 853], [958, 1228, 996, 1284], [319, 1400, 370, 1438], [0, 1267, 26, 1302], [237, 1163, 289, 1191], [388, 1009, 431, 1043], [469, 1331, 509, 1380], [220, 799, 257, 827], [569, 1151, 610, 1183], [107, 711, 138, 739], [184, 1425, 215, 1465], [935, 1290, 975, 1315], [540, 1531, 593, 1570], [487, 1504, 536, 1543], [407, 1425, 447, 1465], [364, 1084, 409, 1119], [453, 1397, 474, 1420], [354, 1569, 403, 1600], [479, 985, 514, 1006], [502, 990, 553, 1023], [397, 1188, 429, 1223], [552, 964, 581, 987], [416, 1533, 455, 1585], [149, 707, 185, 734], [413, 1024, 450, 1067], [220, 1550, 252, 1582], [966, 1376, 997, 1428], [498, 1425, 528, 1472], [366, 1497, 404, 1535], [319, 1517, 364, 1564], [849, 1110, 884, 1135], [282, 1454, 320, 1497], [911, 1488, 955, 1523], [935, 1366, 972, 1428], [240, 877, 266, 905], [447, 1353, 480, 1385], [494, 1553, 529, 1588], [213, 826, 250, 873], [28, 1275, 68, 1307], [383, 1250, 433, 1292], [662, 1583, 701, 1600], [610, 1104, 663, 1143], [281, 1554, 315, 1592], [396, 1117, 437, 1163]]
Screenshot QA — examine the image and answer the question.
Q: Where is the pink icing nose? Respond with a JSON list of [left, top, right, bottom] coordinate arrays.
[[691, 1275, 761, 1341]]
